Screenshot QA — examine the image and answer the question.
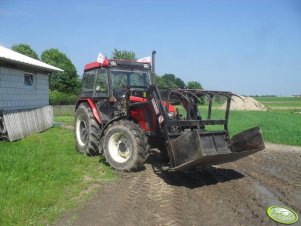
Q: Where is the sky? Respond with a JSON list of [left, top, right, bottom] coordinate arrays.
[[0, 0, 300, 96]]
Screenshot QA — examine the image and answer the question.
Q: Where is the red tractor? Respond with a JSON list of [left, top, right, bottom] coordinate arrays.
[[75, 51, 265, 171]]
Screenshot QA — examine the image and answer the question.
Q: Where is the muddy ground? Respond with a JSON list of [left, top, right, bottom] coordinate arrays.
[[56, 143, 301, 226]]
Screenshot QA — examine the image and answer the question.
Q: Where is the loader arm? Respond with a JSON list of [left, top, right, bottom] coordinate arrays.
[[147, 85, 265, 171]]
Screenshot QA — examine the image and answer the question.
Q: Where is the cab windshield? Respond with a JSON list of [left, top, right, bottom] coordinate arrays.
[[110, 69, 151, 89]]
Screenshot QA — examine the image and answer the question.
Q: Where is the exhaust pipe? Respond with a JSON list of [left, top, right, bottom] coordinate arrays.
[[151, 50, 156, 84]]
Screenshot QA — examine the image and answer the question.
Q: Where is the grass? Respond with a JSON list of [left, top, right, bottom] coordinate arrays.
[[172, 96, 301, 146], [0, 127, 115, 226], [53, 109, 301, 147], [228, 110, 301, 146], [197, 107, 301, 146], [52, 105, 75, 116], [54, 115, 74, 126], [254, 96, 301, 110]]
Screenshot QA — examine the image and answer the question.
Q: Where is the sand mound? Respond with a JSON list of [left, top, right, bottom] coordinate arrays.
[[220, 96, 267, 111]]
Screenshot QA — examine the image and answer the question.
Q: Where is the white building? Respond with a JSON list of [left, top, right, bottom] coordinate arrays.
[[0, 45, 63, 141]]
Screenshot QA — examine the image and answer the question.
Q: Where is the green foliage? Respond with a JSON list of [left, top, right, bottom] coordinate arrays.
[[0, 127, 115, 226], [11, 43, 39, 60], [155, 74, 203, 90], [187, 81, 203, 89], [155, 75, 164, 88], [156, 74, 179, 88], [112, 49, 136, 60], [41, 48, 81, 94], [49, 90, 78, 105], [175, 77, 185, 88]]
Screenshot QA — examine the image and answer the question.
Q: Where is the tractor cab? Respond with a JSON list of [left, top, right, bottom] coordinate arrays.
[[81, 59, 152, 99]]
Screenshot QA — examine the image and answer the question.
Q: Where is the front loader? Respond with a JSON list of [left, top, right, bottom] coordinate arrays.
[[75, 51, 265, 171]]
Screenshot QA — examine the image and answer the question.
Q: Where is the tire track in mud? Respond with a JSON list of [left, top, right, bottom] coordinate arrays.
[[55, 145, 301, 226], [102, 171, 151, 226], [229, 149, 301, 212], [205, 167, 272, 225]]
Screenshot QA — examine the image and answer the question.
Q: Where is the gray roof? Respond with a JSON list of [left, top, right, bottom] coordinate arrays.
[[0, 45, 63, 72]]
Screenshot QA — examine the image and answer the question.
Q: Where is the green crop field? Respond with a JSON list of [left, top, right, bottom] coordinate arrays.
[[254, 96, 301, 110], [0, 127, 115, 226], [55, 109, 301, 146], [196, 108, 301, 146], [228, 110, 301, 146]]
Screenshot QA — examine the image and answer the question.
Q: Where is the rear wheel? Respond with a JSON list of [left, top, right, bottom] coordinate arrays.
[[103, 120, 149, 171], [75, 103, 100, 156]]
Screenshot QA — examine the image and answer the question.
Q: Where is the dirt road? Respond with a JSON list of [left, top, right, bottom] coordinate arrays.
[[56, 143, 301, 226]]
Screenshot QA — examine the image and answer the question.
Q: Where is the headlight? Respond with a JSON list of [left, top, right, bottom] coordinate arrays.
[[167, 112, 174, 118]]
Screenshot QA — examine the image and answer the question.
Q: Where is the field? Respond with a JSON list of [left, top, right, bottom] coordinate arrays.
[[1, 97, 300, 225], [0, 127, 114, 226], [54, 97, 301, 226], [53, 97, 301, 146], [254, 96, 301, 111]]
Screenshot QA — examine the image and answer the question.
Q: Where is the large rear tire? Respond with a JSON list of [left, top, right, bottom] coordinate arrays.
[[75, 103, 100, 156], [102, 120, 149, 171]]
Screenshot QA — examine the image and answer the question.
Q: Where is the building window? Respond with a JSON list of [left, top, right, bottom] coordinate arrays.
[[24, 74, 34, 86]]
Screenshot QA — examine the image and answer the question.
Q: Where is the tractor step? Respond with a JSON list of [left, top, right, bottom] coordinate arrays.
[[168, 127, 265, 171]]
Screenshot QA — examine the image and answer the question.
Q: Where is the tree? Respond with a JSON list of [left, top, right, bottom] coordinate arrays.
[[155, 75, 165, 87], [11, 43, 39, 60], [155, 74, 185, 88], [41, 48, 81, 94], [160, 74, 178, 88], [112, 49, 136, 60], [187, 81, 203, 89], [175, 77, 185, 88]]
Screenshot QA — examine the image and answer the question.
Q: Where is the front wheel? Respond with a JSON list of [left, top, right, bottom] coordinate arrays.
[[103, 120, 149, 171]]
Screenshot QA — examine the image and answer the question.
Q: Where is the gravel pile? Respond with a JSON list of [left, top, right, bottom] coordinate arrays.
[[220, 96, 267, 111]]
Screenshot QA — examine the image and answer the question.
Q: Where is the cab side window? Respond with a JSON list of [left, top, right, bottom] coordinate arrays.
[[95, 68, 108, 97], [81, 71, 95, 97]]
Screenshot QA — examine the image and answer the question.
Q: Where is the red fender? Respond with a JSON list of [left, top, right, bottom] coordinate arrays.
[[76, 98, 101, 124]]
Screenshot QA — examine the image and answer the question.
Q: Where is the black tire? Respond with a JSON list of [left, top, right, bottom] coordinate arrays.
[[75, 103, 100, 156], [102, 120, 149, 171], [0, 118, 7, 135]]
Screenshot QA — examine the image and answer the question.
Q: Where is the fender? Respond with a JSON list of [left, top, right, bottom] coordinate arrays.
[[76, 98, 101, 124], [100, 116, 127, 136]]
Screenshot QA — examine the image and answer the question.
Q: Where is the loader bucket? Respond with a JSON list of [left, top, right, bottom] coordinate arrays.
[[169, 127, 265, 171]]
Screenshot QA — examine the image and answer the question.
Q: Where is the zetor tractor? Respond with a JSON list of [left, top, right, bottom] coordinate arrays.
[[75, 51, 265, 171]]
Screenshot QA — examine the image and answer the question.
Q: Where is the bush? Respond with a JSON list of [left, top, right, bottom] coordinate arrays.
[[49, 91, 78, 105]]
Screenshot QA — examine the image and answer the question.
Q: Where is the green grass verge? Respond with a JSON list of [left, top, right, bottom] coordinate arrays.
[[0, 127, 115, 226], [52, 105, 75, 116], [54, 115, 74, 126]]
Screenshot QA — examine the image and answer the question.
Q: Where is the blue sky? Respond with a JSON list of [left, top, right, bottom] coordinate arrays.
[[0, 0, 300, 95]]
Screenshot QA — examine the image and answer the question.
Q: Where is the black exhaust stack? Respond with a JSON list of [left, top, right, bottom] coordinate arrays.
[[151, 50, 156, 84]]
